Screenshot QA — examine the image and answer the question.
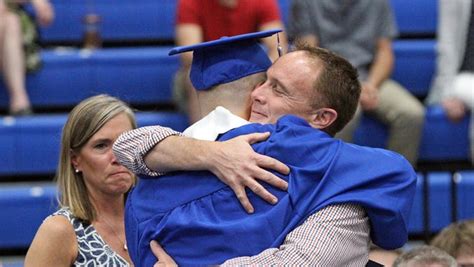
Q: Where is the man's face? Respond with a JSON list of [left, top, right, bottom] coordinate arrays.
[[249, 51, 322, 124]]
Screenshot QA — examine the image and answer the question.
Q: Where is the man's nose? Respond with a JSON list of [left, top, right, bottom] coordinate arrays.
[[251, 83, 266, 103]]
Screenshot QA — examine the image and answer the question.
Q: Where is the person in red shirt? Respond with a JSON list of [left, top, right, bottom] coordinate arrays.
[[174, 0, 287, 123]]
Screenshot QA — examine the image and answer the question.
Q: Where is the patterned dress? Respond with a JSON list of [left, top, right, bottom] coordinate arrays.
[[51, 208, 130, 267]]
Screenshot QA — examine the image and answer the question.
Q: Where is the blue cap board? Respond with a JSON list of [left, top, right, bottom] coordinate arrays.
[[169, 29, 282, 91]]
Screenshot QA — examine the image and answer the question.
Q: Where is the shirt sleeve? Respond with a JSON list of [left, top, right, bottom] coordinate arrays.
[[221, 204, 370, 266], [288, 0, 317, 38], [377, 0, 399, 39], [176, 0, 201, 25], [112, 126, 182, 176], [258, 0, 283, 25]]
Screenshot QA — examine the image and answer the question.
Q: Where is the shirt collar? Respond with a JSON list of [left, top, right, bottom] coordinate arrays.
[[183, 106, 250, 141]]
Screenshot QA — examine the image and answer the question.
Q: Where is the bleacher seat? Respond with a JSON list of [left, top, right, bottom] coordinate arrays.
[[426, 172, 452, 232], [392, 40, 436, 97], [38, 0, 177, 43], [408, 171, 474, 235], [354, 106, 470, 162], [419, 106, 471, 161], [0, 47, 179, 110], [0, 183, 57, 248], [0, 112, 188, 176], [457, 171, 474, 220], [390, 0, 437, 36], [408, 172, 454, 235]]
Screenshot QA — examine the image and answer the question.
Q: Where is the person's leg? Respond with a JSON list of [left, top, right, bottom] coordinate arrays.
[[372, 80, 425, 166], [335, 105, 362, 143], [1, 10, 31, 114]]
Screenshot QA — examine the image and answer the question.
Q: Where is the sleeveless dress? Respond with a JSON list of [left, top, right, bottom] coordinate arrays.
[[51, 208, 130, 267]]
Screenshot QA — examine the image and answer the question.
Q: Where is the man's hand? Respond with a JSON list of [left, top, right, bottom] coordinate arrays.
[[207, 132, 290, 213], [360, 82, 379, 111], [442, 98, 467, 122], [151, 240, 177, 267]]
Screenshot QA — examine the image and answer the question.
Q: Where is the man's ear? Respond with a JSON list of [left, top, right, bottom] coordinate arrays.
[[308, 108, 337, 130]]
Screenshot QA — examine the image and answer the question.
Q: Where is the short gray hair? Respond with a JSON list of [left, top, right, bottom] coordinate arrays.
[[393, 245, 457, 267]]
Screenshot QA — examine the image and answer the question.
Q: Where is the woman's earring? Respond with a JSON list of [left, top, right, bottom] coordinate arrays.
[[75, 169, 80, 173]]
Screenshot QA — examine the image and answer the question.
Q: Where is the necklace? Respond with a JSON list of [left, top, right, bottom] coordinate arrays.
[[100, 216, 128, 251]]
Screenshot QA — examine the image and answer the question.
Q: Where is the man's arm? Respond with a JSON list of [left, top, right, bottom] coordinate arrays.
[[175, 24, 202, 69], [221, 204, 370, 266], [360, 38, 394, 111], [366, 38, 394, 89], [113, 126, 289, 213], [150, 204, 370, 266]]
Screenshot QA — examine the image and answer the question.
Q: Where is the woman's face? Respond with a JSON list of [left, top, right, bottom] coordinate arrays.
[[72, 113, 134, 197]]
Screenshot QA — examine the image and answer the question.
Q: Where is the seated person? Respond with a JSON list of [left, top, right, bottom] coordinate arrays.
[[114, 31, 417, 266]]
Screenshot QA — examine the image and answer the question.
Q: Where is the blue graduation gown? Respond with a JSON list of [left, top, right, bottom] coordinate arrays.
[[125, 115, 416, 266]]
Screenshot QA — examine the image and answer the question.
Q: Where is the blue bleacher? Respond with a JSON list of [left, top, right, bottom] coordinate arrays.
[[0, 112, 188, 176], [392, 40, 436, 97], [0, 183, 57, 248], [408, 171, 474, 235], [390, 0, 437, 36], [38, 0, 176, 43], [354, 106, 471, 162], [0, 47, 179, 109], [457, 171, 474, 221]]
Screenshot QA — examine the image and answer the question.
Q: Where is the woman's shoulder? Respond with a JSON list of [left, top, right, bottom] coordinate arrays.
[[24, 211, 77, 266], [41, 210, 76, 237]]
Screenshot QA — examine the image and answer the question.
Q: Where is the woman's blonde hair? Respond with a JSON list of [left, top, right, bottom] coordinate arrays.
[[55, 94, 136, 222]]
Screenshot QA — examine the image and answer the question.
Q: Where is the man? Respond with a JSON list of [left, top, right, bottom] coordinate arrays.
[[427, 0, 474, 163], [174, 0, 288, 122], [114, 31, 416, 266], [289, 0, 425, 166]]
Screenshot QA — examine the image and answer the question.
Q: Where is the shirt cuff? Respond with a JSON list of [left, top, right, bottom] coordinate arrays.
[[113, 125, 182, 176]]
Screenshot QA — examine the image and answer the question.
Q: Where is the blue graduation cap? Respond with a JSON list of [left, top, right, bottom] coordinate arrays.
[[169, 29, 282, 91]]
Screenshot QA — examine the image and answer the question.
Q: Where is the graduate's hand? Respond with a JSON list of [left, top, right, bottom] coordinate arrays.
[[151, 240, 177, 267], [207, 132, 289, 213]]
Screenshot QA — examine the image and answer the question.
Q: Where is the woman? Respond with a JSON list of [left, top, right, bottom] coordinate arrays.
[[25, 94, 135, 266]]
